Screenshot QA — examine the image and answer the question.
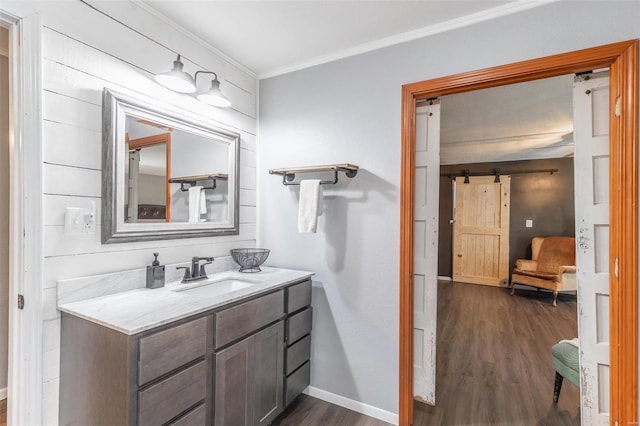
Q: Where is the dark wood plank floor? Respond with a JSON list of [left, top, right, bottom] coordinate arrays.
[[414, 281, 580, 425], [0, 398, 6, 426]]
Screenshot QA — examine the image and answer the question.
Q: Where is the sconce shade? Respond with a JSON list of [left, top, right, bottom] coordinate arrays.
[[197, 78, 232, 108], [154, 55, 196, 93]]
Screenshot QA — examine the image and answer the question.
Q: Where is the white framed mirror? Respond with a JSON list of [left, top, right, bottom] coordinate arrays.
[[102, 88, 240, 243]]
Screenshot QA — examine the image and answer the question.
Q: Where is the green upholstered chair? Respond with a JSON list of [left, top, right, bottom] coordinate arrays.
[[552, 340, 580, 403]]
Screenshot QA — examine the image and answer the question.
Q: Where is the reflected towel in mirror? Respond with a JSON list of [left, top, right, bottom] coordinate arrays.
[[298, 179, 323, 233], [188, 186, 207, 223]]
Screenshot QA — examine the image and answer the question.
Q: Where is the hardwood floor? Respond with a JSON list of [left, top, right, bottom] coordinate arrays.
[[413, 281, 580, 425], [274, 394, 391, 426], [0, 398, 6, 426]]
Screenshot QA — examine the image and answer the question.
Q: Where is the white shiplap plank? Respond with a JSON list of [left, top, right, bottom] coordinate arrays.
[[240, 132, 257, 152], [240, 147, 257, 167], [44, 224, 256, 258], [43, 164, 101, 198], [43, 91, 101, 132], [240, 166, 257, 190], [43, 120, 101, 169], [240, 189, 257, 207], [240, 206, 257, 224]]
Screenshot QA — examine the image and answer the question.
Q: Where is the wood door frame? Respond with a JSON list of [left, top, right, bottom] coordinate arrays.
[[127, 132, 172, 222], [399, 40, 638, 426]]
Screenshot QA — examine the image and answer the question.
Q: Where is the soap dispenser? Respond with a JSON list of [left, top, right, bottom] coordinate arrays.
[[146, 252, 165, 289]]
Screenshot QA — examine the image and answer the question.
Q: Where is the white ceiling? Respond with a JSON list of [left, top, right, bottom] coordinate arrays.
[[137, 0, 548, 78], [440, 74, 574, 165]]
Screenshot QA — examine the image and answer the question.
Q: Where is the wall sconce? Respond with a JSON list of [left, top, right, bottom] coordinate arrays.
[[154, 54, 232, 108]]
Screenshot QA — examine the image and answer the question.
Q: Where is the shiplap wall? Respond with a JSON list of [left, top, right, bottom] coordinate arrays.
[[3, 1, 257, 423]]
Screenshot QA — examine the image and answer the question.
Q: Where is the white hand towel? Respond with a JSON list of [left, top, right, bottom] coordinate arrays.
[[298, 179, 323, 233], [199, 187, 207, 218], [188, 185, 204, 223]]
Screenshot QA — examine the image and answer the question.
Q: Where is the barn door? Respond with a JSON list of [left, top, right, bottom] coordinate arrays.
[[573, 71, 610, 425], [453, 175, 511, 286], [413, 100, 440, 404]]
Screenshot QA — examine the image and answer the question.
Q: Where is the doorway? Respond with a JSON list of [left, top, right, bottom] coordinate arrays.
[[399, 40, 638, 426]]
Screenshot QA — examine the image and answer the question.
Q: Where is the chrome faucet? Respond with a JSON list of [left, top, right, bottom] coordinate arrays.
[[177, 256, 214, 283]]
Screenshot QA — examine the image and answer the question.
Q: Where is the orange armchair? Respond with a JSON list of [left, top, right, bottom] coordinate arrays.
[[510, 236, 576, 306]]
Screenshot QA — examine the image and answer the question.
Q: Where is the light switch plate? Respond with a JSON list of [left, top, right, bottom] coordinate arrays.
[[525, 219, 533, 228], [65, 206, 96, 234]]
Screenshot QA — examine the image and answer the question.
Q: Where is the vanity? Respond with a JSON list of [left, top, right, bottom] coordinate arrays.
[[58, 267, 314, 426]]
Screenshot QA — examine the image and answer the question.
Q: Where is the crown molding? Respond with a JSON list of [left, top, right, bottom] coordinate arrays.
[[259, 0, 558, 79]]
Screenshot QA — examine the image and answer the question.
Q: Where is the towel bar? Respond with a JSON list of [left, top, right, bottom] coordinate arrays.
[[269, 164, 359, 186], [168, 173, 228, 192]]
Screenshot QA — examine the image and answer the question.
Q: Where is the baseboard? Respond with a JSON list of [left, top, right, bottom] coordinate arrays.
[[304, 386, 398, 425], [437, 275, 452, 281], [0, 387, 6, 400]]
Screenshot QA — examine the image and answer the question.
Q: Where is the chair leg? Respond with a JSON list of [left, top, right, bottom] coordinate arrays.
[[552, 290, 558, 307], [553, 371, 564, 403], [510, 285, 516, 296]]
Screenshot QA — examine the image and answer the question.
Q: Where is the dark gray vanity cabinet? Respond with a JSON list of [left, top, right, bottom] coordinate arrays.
[[59, 279, 312, 426]]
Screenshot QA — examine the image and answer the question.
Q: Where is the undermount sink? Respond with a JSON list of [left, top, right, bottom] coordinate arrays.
[[172, 276, 261, 297]]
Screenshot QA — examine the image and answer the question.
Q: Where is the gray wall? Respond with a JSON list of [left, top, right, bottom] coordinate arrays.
[[258, 1, 640, 415], [438, 158, 575, 278]]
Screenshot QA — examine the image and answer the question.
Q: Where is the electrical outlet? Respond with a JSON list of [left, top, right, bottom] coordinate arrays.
[[65, 206, 96, 234], [525, 219, 533, 228]]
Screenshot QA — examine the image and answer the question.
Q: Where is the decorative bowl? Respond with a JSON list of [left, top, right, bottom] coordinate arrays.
[[230, 248, 270, 273]]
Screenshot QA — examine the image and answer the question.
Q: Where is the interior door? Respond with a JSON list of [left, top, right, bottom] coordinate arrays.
[[573, 71, 610, 425], [413, 100, 440, 404], [452, 175, 511, 286]]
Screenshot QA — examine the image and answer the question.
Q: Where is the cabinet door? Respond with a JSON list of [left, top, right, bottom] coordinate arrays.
[[214, 337, 252, 426], [214, 320, 285, 426], [252, 321, 285, 426]]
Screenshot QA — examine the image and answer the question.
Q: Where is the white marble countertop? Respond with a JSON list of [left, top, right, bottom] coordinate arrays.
[[58, 267, 314, 335]]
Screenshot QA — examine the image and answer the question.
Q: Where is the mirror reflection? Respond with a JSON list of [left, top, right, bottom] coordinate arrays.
[[124, 117, 230, 224]]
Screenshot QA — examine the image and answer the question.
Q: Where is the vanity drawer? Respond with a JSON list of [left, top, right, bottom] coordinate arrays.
[[286, 307, 312, 344], [215, 290, 284, 349], [287, 280, 312, 313], [138, 317, 208, 386], [138, 361, 207, 426], [285, 361, 311, 406], [286, 334, 311, 375], [168, 402, 207, 426]]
